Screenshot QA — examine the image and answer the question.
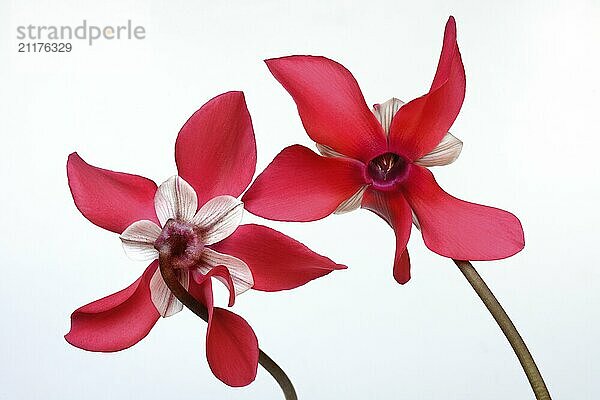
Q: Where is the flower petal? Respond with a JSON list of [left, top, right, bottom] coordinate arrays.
[[334, 185, 369, 214], [191, 196, 244, 245], [120, 220, 162, 261], [187, 277, 259, 387], [316, 143, 347, 158], [403, 165, 525, 260], [149, 266, 189, 317], [266, 56, 387, 162], [211, 224, 347, 291], [414, 132, 463, 167], [67, 153, 158, 234], [361, 189, 413, 284], [372, 98, 404, 136], [373, 98, 463, 167], [393, 250, 411, 285], [242, 145, 366, 222], [199, 248, 254, 297], [389, 17, 466, 161], [206, 307, 259, 387], [191, 266, 236, 307], [65, 262, 160, 352], [154, 176, 198, 226], [175, 91, 256, 206]]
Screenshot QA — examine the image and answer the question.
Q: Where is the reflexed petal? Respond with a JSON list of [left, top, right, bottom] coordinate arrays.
[[188, 273, 214, 314], [335, 185, 369, 214], [199, 248, 254, 296], [389, 17, 466, 161], [64, 262, 160, 352], [149, 267, 190, 317], [206, 307, 259, 387], [67, 153, 158, 234], [266, 56, 387, 162], [190, 277, 248, 387], [154, 176, 198, 226], [211, 224, 347, 291], [242, 145, 366, 222], [362, 189, 413, 284], [187, 276, 259, 387], [191, 196, 244, 245], [415, 132, 463, 167], [120, 220, 162, 261], [175, 91, 256, 206], [191, 266, 236, 307], [403, 165, 525, 260], [373, 98, 404, 136]]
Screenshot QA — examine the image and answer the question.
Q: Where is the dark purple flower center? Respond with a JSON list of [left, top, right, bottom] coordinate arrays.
[[367, 152, 409, 188], [154, 219, 204, 270]]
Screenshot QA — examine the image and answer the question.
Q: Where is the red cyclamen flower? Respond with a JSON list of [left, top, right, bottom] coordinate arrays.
[[66, 91, 345, 387], [242, 17, 524, 284]]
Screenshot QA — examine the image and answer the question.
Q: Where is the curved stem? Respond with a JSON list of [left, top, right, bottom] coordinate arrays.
[[159, 259, 298, 400], [258, 350, 298, 398], [453, 260, 551, 400]]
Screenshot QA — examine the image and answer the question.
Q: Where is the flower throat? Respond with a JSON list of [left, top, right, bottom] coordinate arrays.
[[367, 152, 408, 188]]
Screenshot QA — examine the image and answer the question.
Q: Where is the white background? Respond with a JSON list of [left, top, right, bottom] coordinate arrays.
[[1, 1, 598, 399]]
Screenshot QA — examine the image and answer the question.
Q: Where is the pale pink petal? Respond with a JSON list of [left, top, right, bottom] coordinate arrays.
[[389, 17, 466, 161], [316, 143, 347, 158], [372, 98, 405, 136], [362, 189, 414, 284], [403, 165, 525, 260], [120, 220, 162, 261], [191, 196, 244, 245], [412, 209, 421, 230], [334, 185, 369, 214], [67, 153, 158, 234], [242, 145, 366, 222], [154, 176, 198, 226], [414, 132, 463, 167], [175, 91, 256, 206], [266, 56, 387, 162], [149, 267, 189, 317], [65, 262, 160, 352], [199, 248, 254, 296], [211, 224, 347, 292]]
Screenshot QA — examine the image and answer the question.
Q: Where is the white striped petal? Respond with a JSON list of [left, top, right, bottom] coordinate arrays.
[[150, 267, 189, 317], [316, 143, 347, 158], [190, 195, 243, 245], [411, 209, 421, 231], [120, 220, 162, 261], [335, 185, 369, 214], [154, 176, 198, 226], [415, 132, 463, 167], [372, 98, 404, 136], [198, 248, 253, 296]]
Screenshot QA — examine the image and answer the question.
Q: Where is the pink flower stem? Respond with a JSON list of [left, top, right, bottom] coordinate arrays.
[[453, 260, 551, 400], [158, 258, 298, 400]]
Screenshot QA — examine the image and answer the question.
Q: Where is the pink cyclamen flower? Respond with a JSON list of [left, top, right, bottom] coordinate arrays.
[[65, 91, 345, 387], [242, 17, 524, 284]]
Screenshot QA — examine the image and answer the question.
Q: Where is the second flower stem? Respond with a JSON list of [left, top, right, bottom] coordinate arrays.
[[159, 258, 298, 400], [453, 260, 551, 400]]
